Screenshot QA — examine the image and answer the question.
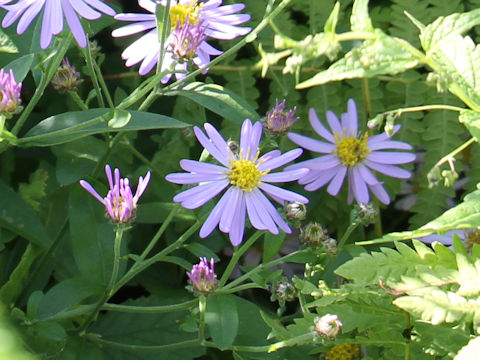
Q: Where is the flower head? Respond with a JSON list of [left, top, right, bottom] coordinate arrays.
[[314, 314, 343, 338], [284, 201, 307, 221], [287, 99, 415, 205], [187, 257, 218, 294], [51, 58, 82, 92], [166, 119, 309, 246], [263, 99, 299, 136], [112, 0, 251, 80], [80, 165, 151, 224], [300, 222, 329, 247], [417, 228, 480, 251], [325, 344, 361, 360], [1, 0, 116, 49], [0, 69, 22, 117]]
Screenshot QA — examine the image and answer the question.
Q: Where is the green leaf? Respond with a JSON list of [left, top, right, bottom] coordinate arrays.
[[205, 294, 239, 350], [0, 28, 18, 53], [459, 110, 480, 141], [350, 0, 373, 32], [20, 109, 189, 147], [455, 337, 480, 360], [0, 180, 51, 247], [296, 32, 418, 89], [263, 232, 286, 263], [324, 2, 340, 34], [36, 277, 103, 321], [166, 82, 260, 125], [420, 9, 480, 54], [3, 53, 34, 82], [184, 243, 220, 262]]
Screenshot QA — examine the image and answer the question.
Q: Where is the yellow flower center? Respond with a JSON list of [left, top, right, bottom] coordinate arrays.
[[169, 2, 201, 28], [325, 344, 361, 360], [228, 159, 267, 191], [465, 229, 480, 251], [334, 133, 370, 166]]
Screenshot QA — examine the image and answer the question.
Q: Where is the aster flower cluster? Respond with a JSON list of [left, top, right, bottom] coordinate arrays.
[[80, 165, 151, 225], [166, 118, 309, 246], [1, 0, 116, 49], [288, 99, 415, 205], [0, 68, 22, 117], [112, 0, 251, 80]]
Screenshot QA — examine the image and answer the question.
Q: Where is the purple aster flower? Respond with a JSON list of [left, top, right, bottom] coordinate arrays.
[[170, 16, 207, 62], [417, 228, 480, 251], [187, 257, 218, 293], [112, 0, 251, 79], [0, 68, 22, 117], [263, 99, 299, 136], [287, 99, 415, 205], [166, 119, 309, 246], [1, 0, 116, 49], [80, 165, 151, 224]]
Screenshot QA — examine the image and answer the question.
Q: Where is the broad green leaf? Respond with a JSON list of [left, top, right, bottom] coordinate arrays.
[[0, 28, 18, 53], [455, 337, 480, 360], [108, 109, 131, 128], [357, 189, 480, 245], [459, 110, 480, 141], [262, 232, 286, 263], [68, 186, 119, 283], [420, 9, 480, 54], [166, 82, 260, 124], [205, 294, 239, 350], [0, 180, 51, 248], [350, 0, 373, 32], [3, 54, 34, 82], [20, 109, 189, 147], [36, 277, 103, 320], [296, 32, 418, 89]]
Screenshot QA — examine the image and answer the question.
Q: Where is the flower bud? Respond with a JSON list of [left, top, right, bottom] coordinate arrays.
[[263, 99, 299, 136], [314, 314, 342, 338], [352, 203, 378, 226], [300, 222, 329, 247], [284, 201, 307, 221], [0, 69, 22, 118], [269, 278, 296, 305], [187, 258, 218, 294], [52, 59, 82, 92]]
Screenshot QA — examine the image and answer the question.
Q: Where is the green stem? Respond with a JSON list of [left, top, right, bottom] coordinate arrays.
[[113, 221, 201, 293], [383, 104, 465, 116], [337, 223, 358, 252], [125, 142, 164, 179], [433, 137, 476, 169], [68, 91, 88, 110], [216, 283, 265, 294], [156, 0, 171, 76], [198, 295, 206, 342], [11, 35, 72, 136], [86, 334, 200, 351], [91, 132, 125, 178], [218, 231, 265, 287], [222, 250, 306, 291], [83, 39, 105, 107], [404, 312, 411, 360], [139, 205, 179, 260], [78, 228, 124, 334], [92, 56, 114, 108], [102, 299, 197, 313]]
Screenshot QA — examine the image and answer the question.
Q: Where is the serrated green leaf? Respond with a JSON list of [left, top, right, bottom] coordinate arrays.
[[205, 294, 239, 350], [20, 109, 189, 147], [166, 82, 260, 125], [351, 0, 373, 32], [297, 31, 418, 89]]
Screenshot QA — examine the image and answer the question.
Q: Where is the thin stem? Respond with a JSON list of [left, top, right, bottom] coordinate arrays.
[[102, 299, 197, 313], [216, 283, 265, 294], [68, 91, 88, 110], [198, 295, 206, 342], [337, 223, 358, 252], [84, 39, 105, 108], [125, 142, 164, 179], [383, 104, 465, 115], [78, 228, 124, 334], [92, 57, 114, 108], [86, 334, 199, 351], [113, 221, 201, 293], [433, 137, 475, 169], [91, 133, 125, 178], [139, 205, 179, 260], [222, 250, 306, 291], [218, 231, 265, 287], [404, 312, 411, 360], [11, 35, 72, 136]]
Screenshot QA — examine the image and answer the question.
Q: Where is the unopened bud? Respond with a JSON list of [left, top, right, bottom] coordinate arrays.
[[52, 59, 82, 92], [284, 201, 307, 221], [269, 278, 296, 305], [352, 203, 378, 226], [263, 99, 299, 136], [300, 222, 329, 247], [314, 314, 342, 338], [0, 69, 22, 118], [186, 258, 218, 294]]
